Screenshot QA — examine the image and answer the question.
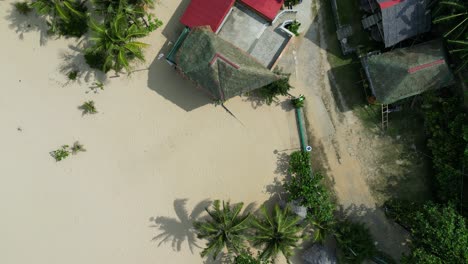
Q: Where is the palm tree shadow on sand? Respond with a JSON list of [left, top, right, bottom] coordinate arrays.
[[149, 199, 211, 253]]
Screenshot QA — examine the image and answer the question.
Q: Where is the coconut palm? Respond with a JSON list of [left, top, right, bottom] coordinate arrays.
[[193, 200, 250, 260], [31, 0, 88, 37], [87, 11, 149, 73], [433, 0, 468, 71], [251, 205, 304, 263]]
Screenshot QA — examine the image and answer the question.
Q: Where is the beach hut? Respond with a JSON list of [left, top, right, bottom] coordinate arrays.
[[361, 0, 431, 47], [361, 39, 454, 129], [169, 26, 279, 101]]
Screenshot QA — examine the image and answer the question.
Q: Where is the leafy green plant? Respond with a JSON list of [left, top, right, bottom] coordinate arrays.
[[50, 145, 70, 161], [70, 141, 86, 154], [251, 205, 304, 263], [284, 0, 300, 6], [89, 81, 105, 93], [334, 220, 376, 264], [87, 12, 149, 73], [79, 100, 97, 115], [401, 203, 468, 264], [31, 0, 89, 37], [193, 200, 250, 260], [84, 51, 107, 72], [14, 1, 33, 15], [291, 95, 305, 109], [67, 70, 79, 80], [255, 74, 293, 105], [285, 20, 301, 36], [234, 251, 270, 264]]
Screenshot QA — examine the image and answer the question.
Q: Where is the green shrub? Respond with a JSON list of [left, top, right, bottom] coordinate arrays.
[[67, 70, 79, 80], [14, 1, 32, 15], [291, 95, 305, 108], [255, 75, 292, 105], [335, 220, 376, 264], [286, 20, 301, 36], [79, 101, 97, 115], [51, 145, 70, 161], [284, 0, 300, 6]]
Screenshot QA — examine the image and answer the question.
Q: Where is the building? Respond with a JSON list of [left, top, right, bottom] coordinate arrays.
[[361, 39, 454, 105], [167, 0, 295, 101], [361, 0, 431, 47]]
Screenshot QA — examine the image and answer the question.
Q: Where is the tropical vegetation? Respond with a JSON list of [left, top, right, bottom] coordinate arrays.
[[250, 205, 304, 263], [255, 74, 293, 105], [193, 200, 250, 260], [386, 201, 468, 263], [50, 145, 70, 161], [283, 151, 335, 243], [79, 100, 98, 115], [14, 1, 33, 15], [285, 20, 301, 36], [334, 220, 376, 264], [433, 0, 468, 71]]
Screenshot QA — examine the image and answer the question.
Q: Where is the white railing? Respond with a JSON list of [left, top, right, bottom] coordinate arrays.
[[272, 9, 298, 24]]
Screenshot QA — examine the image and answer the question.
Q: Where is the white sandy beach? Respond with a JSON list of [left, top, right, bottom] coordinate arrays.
[[0, 1, 299, 263]]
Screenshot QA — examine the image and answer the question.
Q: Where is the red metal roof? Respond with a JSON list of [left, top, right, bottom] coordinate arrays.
[[239, 0, 284, 21], [180, 0, 235, 32], [378, 0, 404, 9]]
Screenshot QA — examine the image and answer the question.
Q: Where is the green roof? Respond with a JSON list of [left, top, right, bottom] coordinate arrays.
[[175, 26, 279, 100], [363, 40, 454, 104]]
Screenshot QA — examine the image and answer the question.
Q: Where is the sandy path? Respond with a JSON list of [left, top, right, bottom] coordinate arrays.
[[0, 1, 298, 263], [277, 0, 410, 260]]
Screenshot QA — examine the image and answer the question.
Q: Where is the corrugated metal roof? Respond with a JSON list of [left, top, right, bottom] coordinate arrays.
[[378, 0, 431, 47], [180, 0, 235, 32], [362, 40, 454, 104], [239, 0, 284, 21]]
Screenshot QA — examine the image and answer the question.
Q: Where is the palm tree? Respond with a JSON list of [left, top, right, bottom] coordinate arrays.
[[31, 0, 88, 37], [87, 11, 149, 73], [433, 0, 468, 71], [193, 200, 250, 260], [251, 205, 304, 263]]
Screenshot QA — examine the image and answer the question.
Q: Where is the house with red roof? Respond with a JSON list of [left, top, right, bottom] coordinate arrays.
[[166, 0, 298, 101]]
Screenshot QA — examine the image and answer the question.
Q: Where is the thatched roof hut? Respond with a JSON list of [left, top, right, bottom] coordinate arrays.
[[172, 26, 279, 101]]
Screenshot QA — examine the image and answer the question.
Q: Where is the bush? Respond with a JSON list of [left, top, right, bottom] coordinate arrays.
[[14, 1, 32, 15], [401, 203, 468, 264], [284, 151, 335, 242], [51, 145, 70, 161], [284, 0, 300, 6], [335, 220, 376, 264], [286, 20, 301, 36], [291, 95, 305, 109], [67, 70, 79, 80], [255, 75, 292, 105], [79, 101, 97, 115]]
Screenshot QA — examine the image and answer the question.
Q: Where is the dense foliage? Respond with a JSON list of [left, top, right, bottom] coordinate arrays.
[[255, 75, 293, 105], [251, 205, 304, 263], [421, 93, 467, 207], [25, 0, 162, 73], [193, 200, 250, 260], [334, 220, 376, 264], [233, 251, 269, 264], [283, 151, 335, 242], [286, 20, 301, 36], [433, 0, 468, 71], [397, 203, 468, 264], [14, 1, 33, 15]]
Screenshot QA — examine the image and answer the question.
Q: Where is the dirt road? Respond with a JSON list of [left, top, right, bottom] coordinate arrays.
[[276, 0, 410, 260]]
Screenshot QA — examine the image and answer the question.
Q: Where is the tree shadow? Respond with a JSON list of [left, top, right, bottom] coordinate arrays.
[[336, 203, 410, 261], [146, 43, 212, 111], [149, 198, 211, 253], [5, 5, 50, 45], [58, 44, 107, 87]]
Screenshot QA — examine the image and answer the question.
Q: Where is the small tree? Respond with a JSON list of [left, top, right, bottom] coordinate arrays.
[[79, 101, 97, 115], [251, 205, 304, 263], [255, 74, 293, 105], [193, 200, 250, 260]]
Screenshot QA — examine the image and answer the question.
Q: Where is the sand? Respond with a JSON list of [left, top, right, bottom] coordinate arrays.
[[0, 1, 299, 263]]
